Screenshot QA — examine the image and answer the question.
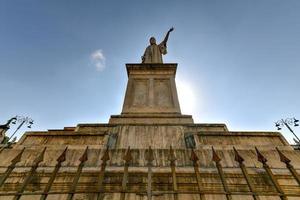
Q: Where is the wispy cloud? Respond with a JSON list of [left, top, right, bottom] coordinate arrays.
[[90, 49, 106, 71]]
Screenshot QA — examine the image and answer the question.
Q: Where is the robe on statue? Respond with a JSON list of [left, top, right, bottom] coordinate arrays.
[[142, 42, 167, 63]]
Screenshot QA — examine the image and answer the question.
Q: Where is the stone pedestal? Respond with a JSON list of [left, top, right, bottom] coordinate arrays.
[[122, 63, 181, 115], [109, 63, 193, 125]]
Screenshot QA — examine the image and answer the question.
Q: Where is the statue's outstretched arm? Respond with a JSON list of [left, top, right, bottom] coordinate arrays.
[[162, 27, 174, 46]]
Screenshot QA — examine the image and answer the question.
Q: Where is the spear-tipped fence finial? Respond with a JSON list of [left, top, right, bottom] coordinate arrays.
[[211, 146, 221, 163], [233, 147, 244, 164], [11, 147, 25, 164], [168, 145, 176, 165], [79, 146, 88, 163], [275, 147, 291, 164], [123, 146, 133, 163], [146, 146, 154, 164], [276, 147, 300, 186], [56, 147, 68, 163], [101, 146, 110, 163], [255, 147, 267, 164], [190, 149, 199, 164], [0, 148, 26, 188]]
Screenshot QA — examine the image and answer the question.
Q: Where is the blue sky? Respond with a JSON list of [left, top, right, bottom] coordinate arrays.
[[0, 0, 300, 143]]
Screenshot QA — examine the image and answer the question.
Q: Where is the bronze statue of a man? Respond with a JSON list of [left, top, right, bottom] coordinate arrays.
[[142, 27, 174, 63]]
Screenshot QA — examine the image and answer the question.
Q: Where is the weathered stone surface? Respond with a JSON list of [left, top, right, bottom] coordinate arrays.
[[121, 64, 181, 115], [0, 64, 299, 200]]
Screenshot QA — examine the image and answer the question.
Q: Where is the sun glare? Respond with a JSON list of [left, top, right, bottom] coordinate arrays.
[[176, 80, 197, 115]]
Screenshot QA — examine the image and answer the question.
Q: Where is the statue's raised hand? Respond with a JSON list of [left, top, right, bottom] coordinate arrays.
[[168, 27, 174, 33]]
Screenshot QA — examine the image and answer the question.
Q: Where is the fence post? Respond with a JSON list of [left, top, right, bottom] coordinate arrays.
[[255, 147, 287, 200], [168, 146, 178, 200], [146, 146, 154, 200], [190, 149, 206, 200], [96, 147, 110, 200], [233, 147, 260, 200], [276, 147, 300, 186], [211, 147, 232, 200], [40, 147, 67, 200], [13, 147, 46, 200], [120, 146, 132, 200], [66, 146, 88, 200], [0, 148, 25, 188]]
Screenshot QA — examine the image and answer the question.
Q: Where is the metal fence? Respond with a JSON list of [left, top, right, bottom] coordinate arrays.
[[0, 146, 300, 200]]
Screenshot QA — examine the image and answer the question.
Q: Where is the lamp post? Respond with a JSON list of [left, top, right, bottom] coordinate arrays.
[[0, 117, 17, 144], [0, 117, 17, 133], [0, 116, 34, 153], [275, 117, 299, 144]]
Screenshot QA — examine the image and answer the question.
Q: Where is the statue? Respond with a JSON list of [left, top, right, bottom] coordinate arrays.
[[142, 27, 174, 63]]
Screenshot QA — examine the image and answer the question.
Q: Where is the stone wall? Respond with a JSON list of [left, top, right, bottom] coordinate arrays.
[[0, 64, 299, 199], [0, 123, 299, 200]]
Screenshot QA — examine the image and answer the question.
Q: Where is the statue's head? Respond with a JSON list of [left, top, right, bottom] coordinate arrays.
[[149, 37, 156, 45]]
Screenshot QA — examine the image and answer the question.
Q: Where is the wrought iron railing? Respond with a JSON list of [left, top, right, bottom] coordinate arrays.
[[0, 146, 300, 200]]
